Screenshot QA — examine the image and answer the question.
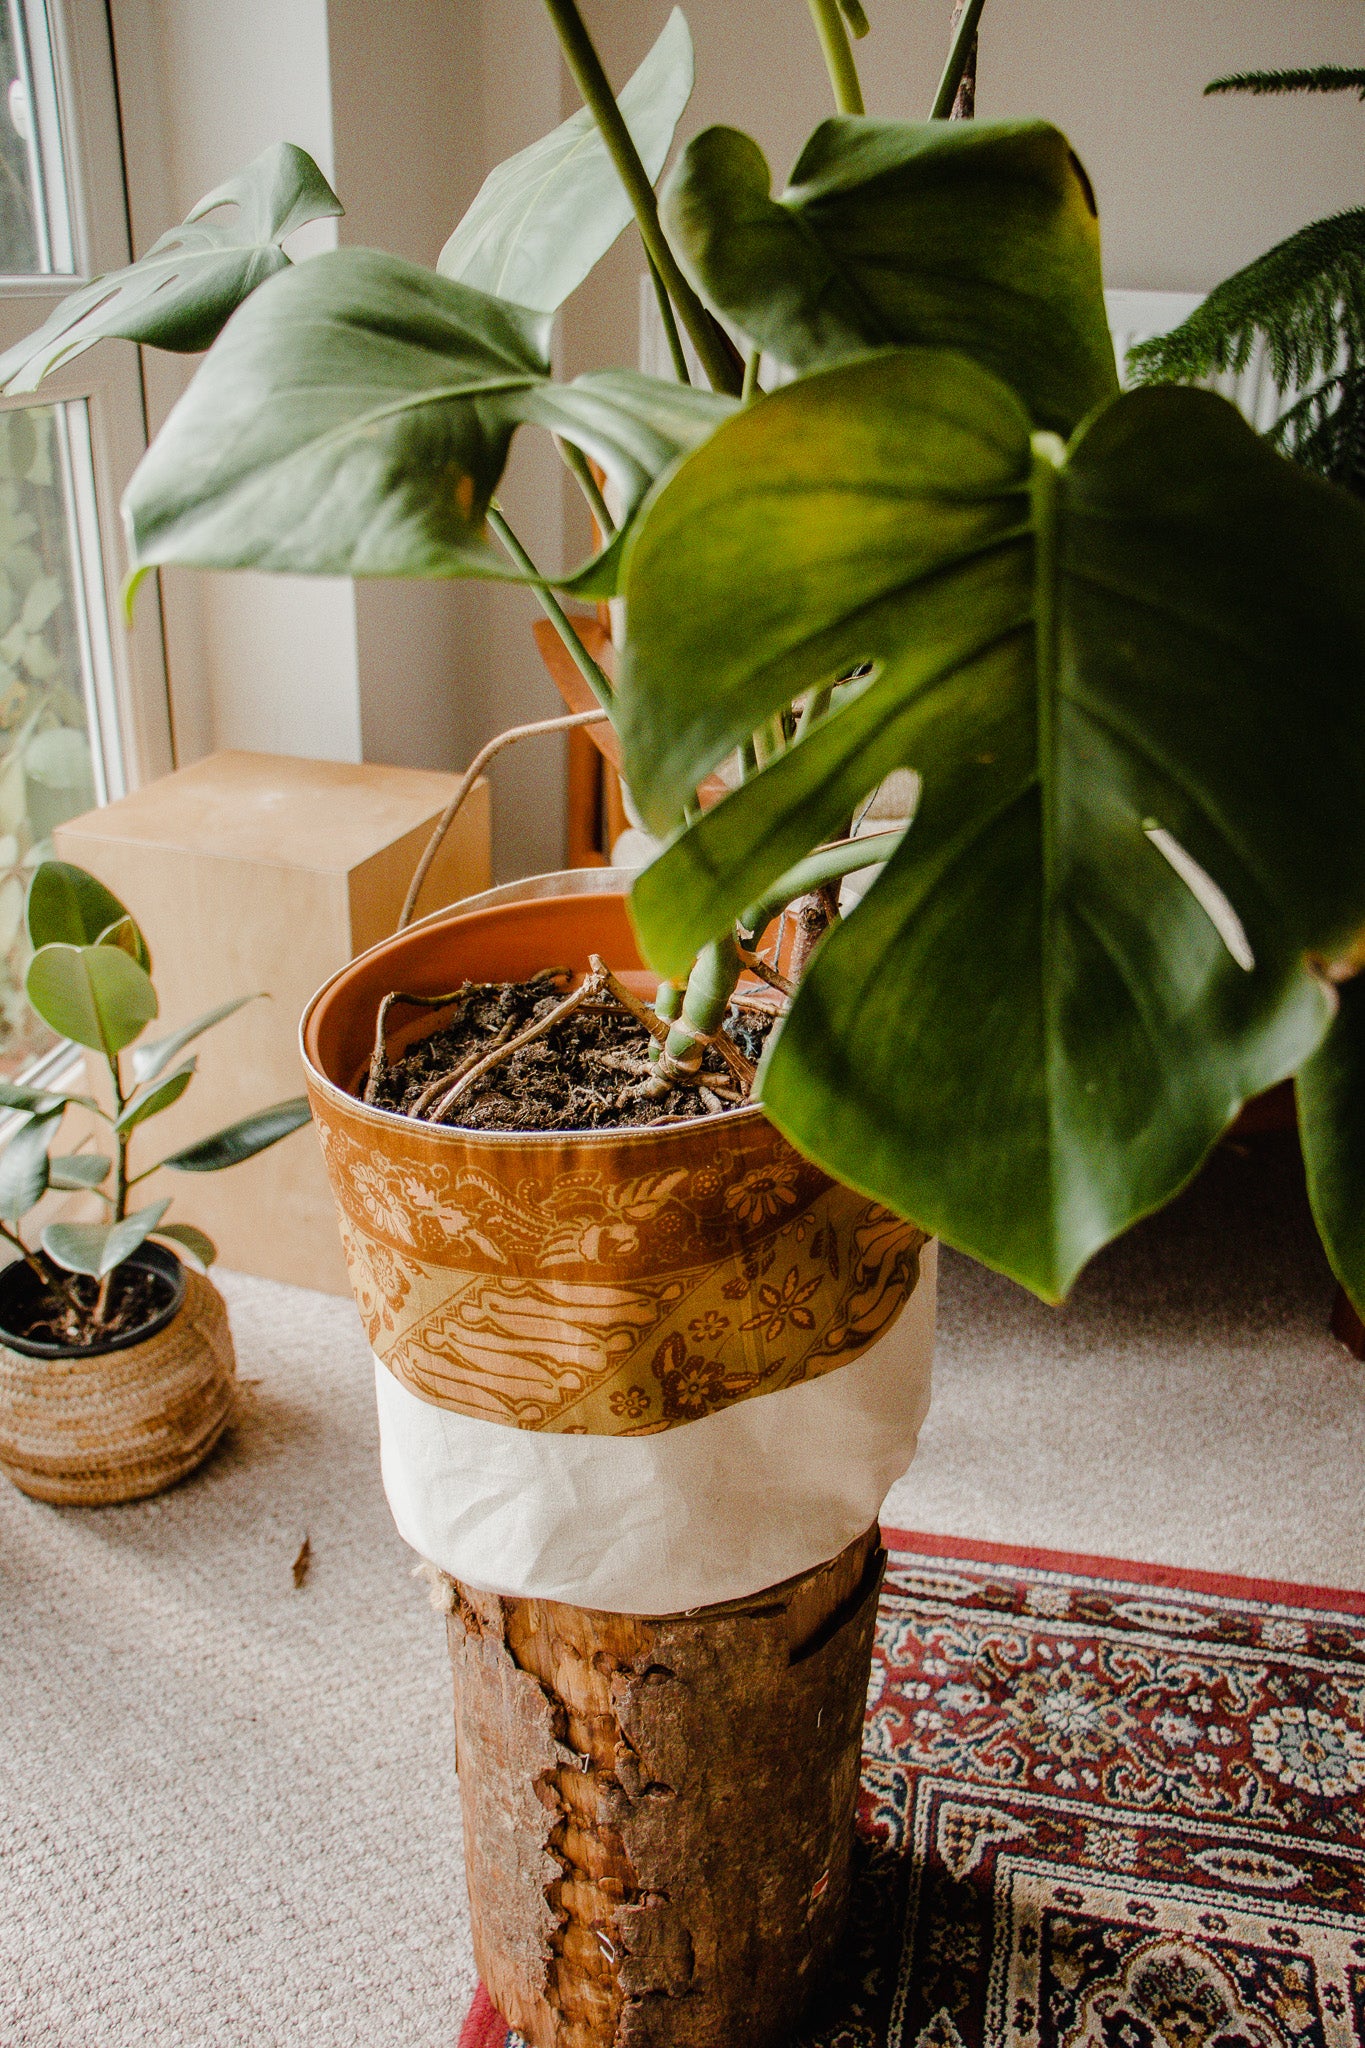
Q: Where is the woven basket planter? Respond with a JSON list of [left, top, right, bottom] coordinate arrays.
[[0, 1263, 236, 1506]]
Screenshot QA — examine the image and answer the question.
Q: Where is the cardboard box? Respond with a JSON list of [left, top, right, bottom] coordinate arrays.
[[55, 750, 490, 1294]]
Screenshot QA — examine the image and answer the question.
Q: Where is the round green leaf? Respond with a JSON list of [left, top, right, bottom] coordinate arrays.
[[152, 1222, 217, 1269], [27, 942, 158, 1055], [159, 1096, 311, 1172], [95, 915, 153, 973], [0, 1112, 57, 1223], [114, 1057, 197, 1133], [47, 1152, 112, 1192], [42, 1200, 171, 1279], [27, 860, 131, 951]]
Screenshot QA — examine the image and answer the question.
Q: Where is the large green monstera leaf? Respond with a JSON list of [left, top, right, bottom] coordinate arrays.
[[0, 144, 341, 394], [1298, 975, 1365, 1317], [621, 352, 1365, 1298], [662, 117, 1118, 437], [123, 248, 733, 596], [440, 7, 693, 313]]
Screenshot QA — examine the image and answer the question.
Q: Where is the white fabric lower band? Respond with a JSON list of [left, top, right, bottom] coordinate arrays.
[[374, 1242, 935, 1614]]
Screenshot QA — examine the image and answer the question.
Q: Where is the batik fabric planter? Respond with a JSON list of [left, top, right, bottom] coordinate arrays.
[[302, 870, 935, 1614]]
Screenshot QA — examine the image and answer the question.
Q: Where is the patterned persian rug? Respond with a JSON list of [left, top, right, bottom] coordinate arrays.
[[459, 1530, 1365, 2048]]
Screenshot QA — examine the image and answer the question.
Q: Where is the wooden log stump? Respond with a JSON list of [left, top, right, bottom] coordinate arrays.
[[442, 1526, 884, 2048]]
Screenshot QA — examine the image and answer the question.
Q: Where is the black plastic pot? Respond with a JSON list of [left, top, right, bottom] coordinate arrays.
[[0, 1241, 186, 1359]]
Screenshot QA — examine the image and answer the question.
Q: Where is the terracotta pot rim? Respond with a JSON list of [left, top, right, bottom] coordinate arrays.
[[300, 871, 768, 1154]]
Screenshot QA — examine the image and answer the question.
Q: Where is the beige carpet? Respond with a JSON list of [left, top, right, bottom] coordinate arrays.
[[3, 1131, 1361, 2045]]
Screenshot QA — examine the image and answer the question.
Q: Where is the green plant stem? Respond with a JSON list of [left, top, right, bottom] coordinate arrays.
[[930, 0, 987, 117], [649, 976, 684, 1064], [742, 349, 764, 403], [645, 249, 691, 384], [487, 503, 614, 709], [807, 0, 865, 114], [738, 827, 906, 937], [0, 1217, 74, 1303], [659, 934, 745, 1079], [541, 0, 742, 395], [107, 1051, 128, 1224], [795, 684, 833, 740], [557, 437, 616, 537], [753, 712, 787, 769]]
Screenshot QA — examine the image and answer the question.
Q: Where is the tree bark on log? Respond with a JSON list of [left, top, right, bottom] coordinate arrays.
[[441, 1525, 884, 2048]]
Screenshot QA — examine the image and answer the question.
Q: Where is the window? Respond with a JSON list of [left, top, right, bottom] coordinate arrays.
[[0, 0, 170, 1074]]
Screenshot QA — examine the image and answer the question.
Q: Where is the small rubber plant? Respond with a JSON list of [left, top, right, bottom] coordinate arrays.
[[1, 0, 1364, 1315], [0, 860, 310, 1340]]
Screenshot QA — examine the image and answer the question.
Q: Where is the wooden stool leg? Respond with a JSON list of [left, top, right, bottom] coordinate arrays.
[[444, 1528, 883, 2048]]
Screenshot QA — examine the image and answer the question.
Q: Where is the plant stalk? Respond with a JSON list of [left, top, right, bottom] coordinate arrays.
[[650, 934, 747, 1090], [541, 0, 742, 395], [0, 1219, 79, 1308], [108, 1052, 128, 1224], [645, 249, 691, 384], [806, 0, 865, 115], [487, 504, 614, 708], [931, 0, 987, 117], [738, 827, 906, 938], [557, 438, 616, 537]]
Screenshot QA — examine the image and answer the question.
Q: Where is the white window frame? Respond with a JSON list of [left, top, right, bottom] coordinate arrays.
[[0, 0, 172, 803]]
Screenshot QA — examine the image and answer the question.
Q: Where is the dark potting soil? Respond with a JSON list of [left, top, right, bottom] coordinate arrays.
[[6, 1259, 176, 1350], [367, 973, 777, 1132]]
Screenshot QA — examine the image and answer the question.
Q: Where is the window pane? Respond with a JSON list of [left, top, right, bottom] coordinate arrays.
[[0, 403, 101, 1075], [0, 0, 72, 275]]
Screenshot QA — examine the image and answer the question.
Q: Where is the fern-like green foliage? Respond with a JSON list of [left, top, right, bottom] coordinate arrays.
[[1129, 202, 1365, 495], [1206, 67, 1365, 99], [1132, 58, 1365, 494]]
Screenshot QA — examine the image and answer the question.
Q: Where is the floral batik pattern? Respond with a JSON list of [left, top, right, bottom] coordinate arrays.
[[310, 1093, 926, 1436]]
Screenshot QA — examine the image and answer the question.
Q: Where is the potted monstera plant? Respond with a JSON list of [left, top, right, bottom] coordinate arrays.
[[5, 1, 1364, 2039], [0, 860, 310, 1506]]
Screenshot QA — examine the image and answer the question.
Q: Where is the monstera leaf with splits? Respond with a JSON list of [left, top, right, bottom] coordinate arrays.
[[661, 116, 1119, 437], [619, 350, 1365, 1298], [0, 144, 343, 393]]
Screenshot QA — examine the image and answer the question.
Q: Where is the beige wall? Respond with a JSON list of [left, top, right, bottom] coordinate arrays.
[[108, 0, 357, 772], [110, 0, 572, 880], [110, 0, 1365, 876]]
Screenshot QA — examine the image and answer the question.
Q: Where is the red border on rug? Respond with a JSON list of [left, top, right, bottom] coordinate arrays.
[[458, 1526, 1365, 2047], [881, 1526, 1365, 1616], [458, 1985, 506, 2048]]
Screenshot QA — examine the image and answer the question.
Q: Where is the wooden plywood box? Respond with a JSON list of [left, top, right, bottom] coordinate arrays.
[[55, 751, 490, 1294]]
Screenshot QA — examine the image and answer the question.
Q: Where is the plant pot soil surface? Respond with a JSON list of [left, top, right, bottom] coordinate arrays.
[[1, 1257, 178, 1351], [367, 972, 775, 1132]]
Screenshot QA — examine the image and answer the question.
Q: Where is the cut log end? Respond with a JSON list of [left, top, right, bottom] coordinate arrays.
[[445, 1529, 883, 2048]]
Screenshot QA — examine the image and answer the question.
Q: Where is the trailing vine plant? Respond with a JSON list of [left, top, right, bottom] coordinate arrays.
[[2, 4, 1365, 1314]]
